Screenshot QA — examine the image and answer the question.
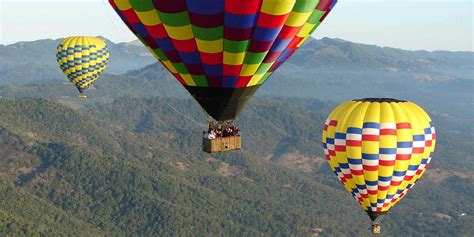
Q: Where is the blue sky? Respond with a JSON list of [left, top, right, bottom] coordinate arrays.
[[1, 0, 472, 51]]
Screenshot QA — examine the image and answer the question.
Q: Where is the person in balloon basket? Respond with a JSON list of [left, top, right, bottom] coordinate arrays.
[[203, 131, 216, 140], [203, 126, 216, 140], [203, 122, 240, 140]]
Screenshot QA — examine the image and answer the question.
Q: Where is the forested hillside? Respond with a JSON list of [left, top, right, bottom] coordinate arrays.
[[1, 37, 472, 236], [0, 98, 472, 236]]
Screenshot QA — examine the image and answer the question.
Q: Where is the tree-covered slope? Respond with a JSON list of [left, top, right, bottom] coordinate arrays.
[[0, 97, 472, 236], [0, 181, 103, 237]]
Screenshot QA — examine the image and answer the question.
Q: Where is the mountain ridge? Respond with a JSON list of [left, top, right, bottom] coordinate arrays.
[[1, 37, 472, 86], [3, 36, 472, 53]]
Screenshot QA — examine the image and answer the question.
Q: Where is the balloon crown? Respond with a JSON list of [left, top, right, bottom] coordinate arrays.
[[353, 98, 407, 103]]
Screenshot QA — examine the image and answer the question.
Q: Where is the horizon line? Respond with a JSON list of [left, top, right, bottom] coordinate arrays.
[[1, 36, 473, 54]]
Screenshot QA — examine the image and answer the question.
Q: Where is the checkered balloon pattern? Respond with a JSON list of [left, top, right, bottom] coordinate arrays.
[[56, 36, 109, 93], [322, 100, 436, 214], [109, 0, 337, 88]]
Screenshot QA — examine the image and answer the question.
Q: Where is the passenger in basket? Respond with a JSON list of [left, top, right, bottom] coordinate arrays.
[[209, 132, 216, 140]]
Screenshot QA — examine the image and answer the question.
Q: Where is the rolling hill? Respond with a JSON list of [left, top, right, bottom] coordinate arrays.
[[0, 37, 473, 236], [0, 97, 472, 236]]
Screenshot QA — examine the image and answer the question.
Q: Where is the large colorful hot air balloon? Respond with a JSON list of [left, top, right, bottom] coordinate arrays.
[[322, 98, 436, 233], [56, 36, 109, 98], [109, 0, 337, 121]]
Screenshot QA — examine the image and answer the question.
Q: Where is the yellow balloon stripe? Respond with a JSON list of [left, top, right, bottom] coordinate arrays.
[[346, 102, 371, 208], [377, 103, 396, 205]]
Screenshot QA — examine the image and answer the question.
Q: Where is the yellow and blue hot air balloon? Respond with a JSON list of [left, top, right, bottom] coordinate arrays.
[[56, 36, 109, 98], [322, 98, 436, 234]]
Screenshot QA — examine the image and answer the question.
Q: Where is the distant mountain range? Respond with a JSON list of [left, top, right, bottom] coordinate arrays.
[[1, 37, 472, 120], [0, 37, 473, 236], [293, 38, 473, 71], [1, 37, 471, 85]]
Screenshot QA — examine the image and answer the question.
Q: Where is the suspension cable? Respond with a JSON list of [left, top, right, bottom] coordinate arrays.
[[102, 0, 207, 128], [139, 74, 206, 128], [102, 0, 120, 35]]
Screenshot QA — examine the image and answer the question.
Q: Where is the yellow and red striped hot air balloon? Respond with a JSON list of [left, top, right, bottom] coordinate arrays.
[[56, 36, 109, 98], [322, 98, 436, 234]]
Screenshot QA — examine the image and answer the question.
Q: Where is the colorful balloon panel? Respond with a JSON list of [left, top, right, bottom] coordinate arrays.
[[56, 36, 109, 93], [321, 99, 436, 219], [109, 0, 336, 121], [109, 0, 336, 88]]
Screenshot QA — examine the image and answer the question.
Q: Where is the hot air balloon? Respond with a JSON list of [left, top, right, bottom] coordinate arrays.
[[109, 0, 337, 153], [322, 98, 436, 234], [56, 36, 109, 98]]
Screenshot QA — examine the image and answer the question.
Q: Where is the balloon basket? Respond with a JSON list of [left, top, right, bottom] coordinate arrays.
[[371, 224, 381, 234], [202, 136, 241, 153], [202, 121, 241, 153], [78, 93, 87, 99]]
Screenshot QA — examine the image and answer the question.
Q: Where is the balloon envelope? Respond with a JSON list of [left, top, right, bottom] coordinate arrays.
[[56, 36, 109, 93], [321, 98, 436, 220], [109, 0, 337, 121]]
